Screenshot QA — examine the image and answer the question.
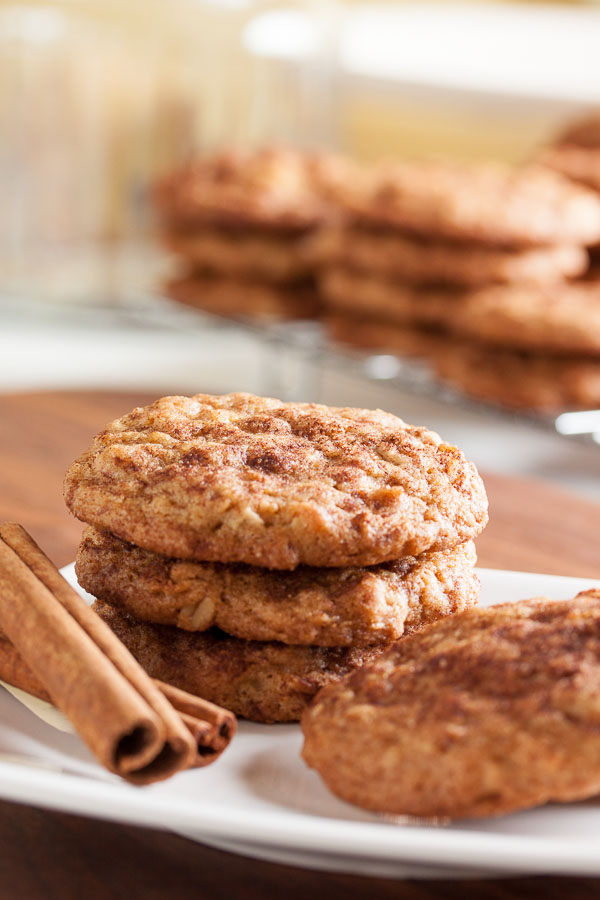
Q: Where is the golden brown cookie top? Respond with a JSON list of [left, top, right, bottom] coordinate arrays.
[[302, 590, 600, 819], [155, 146, 349, 231], [64, 392, 488, 569], [328, 591, 600, 706], [341, 160, 600, 246]]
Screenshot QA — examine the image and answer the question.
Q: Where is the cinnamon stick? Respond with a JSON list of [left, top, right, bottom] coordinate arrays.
[[0, 632, 50, 701], [157, 680, 235, 754], [0, 641, 235, 768], [1, 523, 236, 765], [0, 524, 236, 782]]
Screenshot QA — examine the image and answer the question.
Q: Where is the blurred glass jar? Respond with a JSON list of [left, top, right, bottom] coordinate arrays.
[[0, 0, 339, 309]]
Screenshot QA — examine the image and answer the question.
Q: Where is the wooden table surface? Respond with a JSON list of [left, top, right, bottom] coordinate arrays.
[[1, 389, 600, 900]]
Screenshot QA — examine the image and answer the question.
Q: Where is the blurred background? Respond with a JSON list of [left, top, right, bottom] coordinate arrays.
[[2, 0, 600, 500]]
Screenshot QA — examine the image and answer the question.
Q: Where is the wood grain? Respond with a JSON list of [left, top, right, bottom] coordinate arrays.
[[1, 389, 600, 900]]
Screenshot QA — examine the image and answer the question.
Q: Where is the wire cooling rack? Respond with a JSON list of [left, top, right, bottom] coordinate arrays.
[[134, 293, 600, 450], [4, 286, 599, 448]]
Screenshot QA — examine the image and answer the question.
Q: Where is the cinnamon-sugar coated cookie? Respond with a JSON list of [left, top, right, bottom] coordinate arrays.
[[76, 527, 478, 647], [164, 274, 320, 321], [311, 228, 587, 286], [325, 313, 600, 412], [320, 267, 454, 329], [163, 228, 314, 283], [323, 273, 600, 356], [302, 591, 600, 819], [93, 600, 389, 723], [342, 160, 600, 246], [325, 313, 447, 359], [64, 393, 488, 569], [453, 281, 600, 355], [434, 342, 600, 412], [154, 146, 350, 231]]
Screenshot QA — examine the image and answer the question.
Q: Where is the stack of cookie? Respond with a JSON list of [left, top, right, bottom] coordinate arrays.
[[315, 159, 600, 412], [65, 392, 488, 723], [155, 147, 345, 321]]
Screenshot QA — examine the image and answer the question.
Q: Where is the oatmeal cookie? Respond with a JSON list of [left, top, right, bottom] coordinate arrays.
[[163, 228, 313, 283], [302, 590, 600, 819], [154, 146, 349, 231], [453, 280, 600, 355], [92, 600, 388, 723], [325, 314, 446, 359], [164, 274, 320, 321], [76, 528, 478, 647], [320, 267, 457, 329], [64, 393, 488, 569], [310, 228, 587, 286], [433, 342, 600, 412], [324, 273, 600, 355], [326, 316, 600, 412], [341, 160, 600, 246]]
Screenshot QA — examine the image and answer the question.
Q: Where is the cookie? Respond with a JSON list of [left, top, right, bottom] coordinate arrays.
[[164, 274, 320, 321], [154, 146, 348, 231], [325, 313, 446, 359], [310, 228, 587, 286], [92, 600, 388, 723], [325, 316, 600, 413], [64, 392, 488, 570], [302, 590, 600, 819], [553, 112, 600, 149], [162, 228, 314, 283], [341, 160, 600, 246], [433, 342, 600, 412], [320, 267, 456, 329], [538, 145, 600, 193], [324, 272, 600, 355], [453, 280, 600, 356], [76, 527, 479, 647]]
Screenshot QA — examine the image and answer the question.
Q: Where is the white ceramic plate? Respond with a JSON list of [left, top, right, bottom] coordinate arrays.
[[1, 565, 600, 880]]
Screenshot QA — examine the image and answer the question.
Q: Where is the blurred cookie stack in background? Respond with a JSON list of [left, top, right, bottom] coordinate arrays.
[[66, 393, 487, 723], [154, 135, 600, 415], [155, 147, 345, 322], [314, 159, 600, 412], [537, 111, 600, 268]]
